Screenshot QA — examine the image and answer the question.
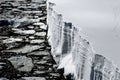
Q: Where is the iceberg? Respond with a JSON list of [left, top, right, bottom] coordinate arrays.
[[47, 1, 120, 80]]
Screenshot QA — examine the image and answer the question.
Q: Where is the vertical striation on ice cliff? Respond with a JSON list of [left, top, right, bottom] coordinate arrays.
[[47, 1, 120, 80], [0, 0, 120, 80]]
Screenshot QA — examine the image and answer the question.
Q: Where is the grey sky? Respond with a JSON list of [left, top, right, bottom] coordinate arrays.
[[50, 0, 120, 67]]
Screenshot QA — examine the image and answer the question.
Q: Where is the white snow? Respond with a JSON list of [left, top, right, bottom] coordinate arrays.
[[58, 53, 77, 78]]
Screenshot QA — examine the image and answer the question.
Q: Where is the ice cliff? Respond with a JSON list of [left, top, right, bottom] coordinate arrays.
[[0, 0, 120, 80], [47, 1, 120, 80]]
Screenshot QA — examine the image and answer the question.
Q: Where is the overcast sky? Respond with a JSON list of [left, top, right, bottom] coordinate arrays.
[[50, 0, 120, 67]]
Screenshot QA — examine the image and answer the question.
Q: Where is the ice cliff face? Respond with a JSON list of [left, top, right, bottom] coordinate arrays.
[[0, 0, 120, 79], [90, 54, 120, 80], [47, 1, 120, 80]]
